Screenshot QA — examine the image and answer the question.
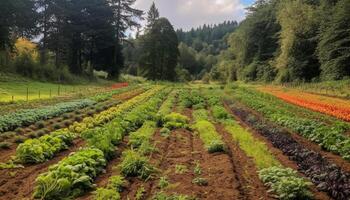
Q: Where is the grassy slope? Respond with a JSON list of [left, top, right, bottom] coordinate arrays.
[[0, 73, 112, 102]]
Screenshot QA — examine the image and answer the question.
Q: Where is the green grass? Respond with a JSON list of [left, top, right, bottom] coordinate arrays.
[[0, 77, 109, 102], [224, 121, 280, 169]]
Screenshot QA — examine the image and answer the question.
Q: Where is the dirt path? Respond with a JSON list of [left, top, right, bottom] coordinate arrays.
[[0, 139, 85, 200], [214, 124, 272, 200], [120, 107, 245, 199]]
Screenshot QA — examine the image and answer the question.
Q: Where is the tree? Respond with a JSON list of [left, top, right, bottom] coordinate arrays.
[[108, 0, 143, 78], [317, 0, 350, 80], [139, 18, 179, 81], [146, 2, 159, 28], [0, 0, 37, 67], [275, 0, 320, 82]]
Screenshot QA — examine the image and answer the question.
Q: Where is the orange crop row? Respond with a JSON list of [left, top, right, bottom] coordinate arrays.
[[111, 82, 129, 89], [260, 87, 350, 122]]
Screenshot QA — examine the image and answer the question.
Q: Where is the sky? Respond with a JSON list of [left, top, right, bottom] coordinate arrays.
[[134, 0, 256, 31]]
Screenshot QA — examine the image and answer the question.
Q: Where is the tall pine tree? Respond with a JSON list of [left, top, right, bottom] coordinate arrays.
[[146, 2, 159, 29]]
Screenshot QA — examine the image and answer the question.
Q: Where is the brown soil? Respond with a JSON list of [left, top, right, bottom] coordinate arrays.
[[0, 138, 85, 200], [124, 127, 243, 200], [223, 102, 331, 200], [119, 107, 246, 199], [214, 124, 272, 200]]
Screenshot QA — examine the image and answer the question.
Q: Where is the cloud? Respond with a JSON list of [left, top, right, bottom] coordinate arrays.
[[134, 0, 250, 30]]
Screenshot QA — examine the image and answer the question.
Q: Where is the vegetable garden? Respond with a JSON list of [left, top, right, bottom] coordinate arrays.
[[0, 83, 350, 200]]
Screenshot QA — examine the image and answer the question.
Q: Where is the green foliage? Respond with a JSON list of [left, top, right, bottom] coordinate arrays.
[[94, 188, 121, 200], [232, 86, 350, 160], [139, 18, 179, 81], [33, 148, 107, 200], [275, 0, 320, 82], [128, 121, 157, 148], [192, 177, 208, 186], [159, 176, 170, 189], [259, 167, 313, 200], [163, 113, 190, 130], [16, 129, 74, 164], [135, 185, 146, 200], [118, 150, 155, 180], [317, 0, 350, 80], [192, 120, 225, 153], [175, 164, 188, 174], [192, 109, 209, 121], [152, 192, 196, 200], [0, 99, 94, 132]]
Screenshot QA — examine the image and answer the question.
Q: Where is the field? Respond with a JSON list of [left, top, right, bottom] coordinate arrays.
[[0, 83, 350, 200], [0, 73, 114, 102]]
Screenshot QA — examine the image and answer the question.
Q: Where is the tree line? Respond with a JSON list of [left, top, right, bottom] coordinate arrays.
[[123, 16, 238, 81], [0, 0, 143, 81], [213, 0, 350, 83]]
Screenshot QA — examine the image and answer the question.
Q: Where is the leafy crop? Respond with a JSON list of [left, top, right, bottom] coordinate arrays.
[[16, 129, 74, 163], [231, 87, 350, 161], [0, 99, 95, 133], [192, 120, 224, 153], [163, 113, 190, 130], [230, 103, 350, 199], [259, 167, 312, 200], [118, 150, 155, 180], [33, 148, 106, 200]]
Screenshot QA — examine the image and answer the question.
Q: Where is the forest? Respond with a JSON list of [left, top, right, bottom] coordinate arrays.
[[1, 0, 348, 83]]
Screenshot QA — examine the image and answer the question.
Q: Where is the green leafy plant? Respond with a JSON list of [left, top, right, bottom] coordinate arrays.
[[158, 176, 170, 189], [192, 177, 208, 186], [175, 164, 188, 174], [135, 185, 146, 200], [259, 167, 313, 200], [33, 148, 107, 200], [118, 150, 155, 180]]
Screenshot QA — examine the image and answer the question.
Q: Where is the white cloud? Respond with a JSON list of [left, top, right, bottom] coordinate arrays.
[[134, 0, 247, 31]]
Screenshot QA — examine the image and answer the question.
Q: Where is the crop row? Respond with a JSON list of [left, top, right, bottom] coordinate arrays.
[[14, 87, 159, 164], [89, 89, 175, 199], [95, 89, 195, 200], [227, 100, 350, 200], [0, 86, 138, 133], [205, 92, 313, 199], [33, 87, 169, 200], [261, 88, 350, 122], [230, 87, 350, 161], [180, 89, 225, 153]]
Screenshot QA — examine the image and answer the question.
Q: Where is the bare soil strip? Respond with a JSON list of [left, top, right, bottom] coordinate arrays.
[[214, 124, 273, 200]]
